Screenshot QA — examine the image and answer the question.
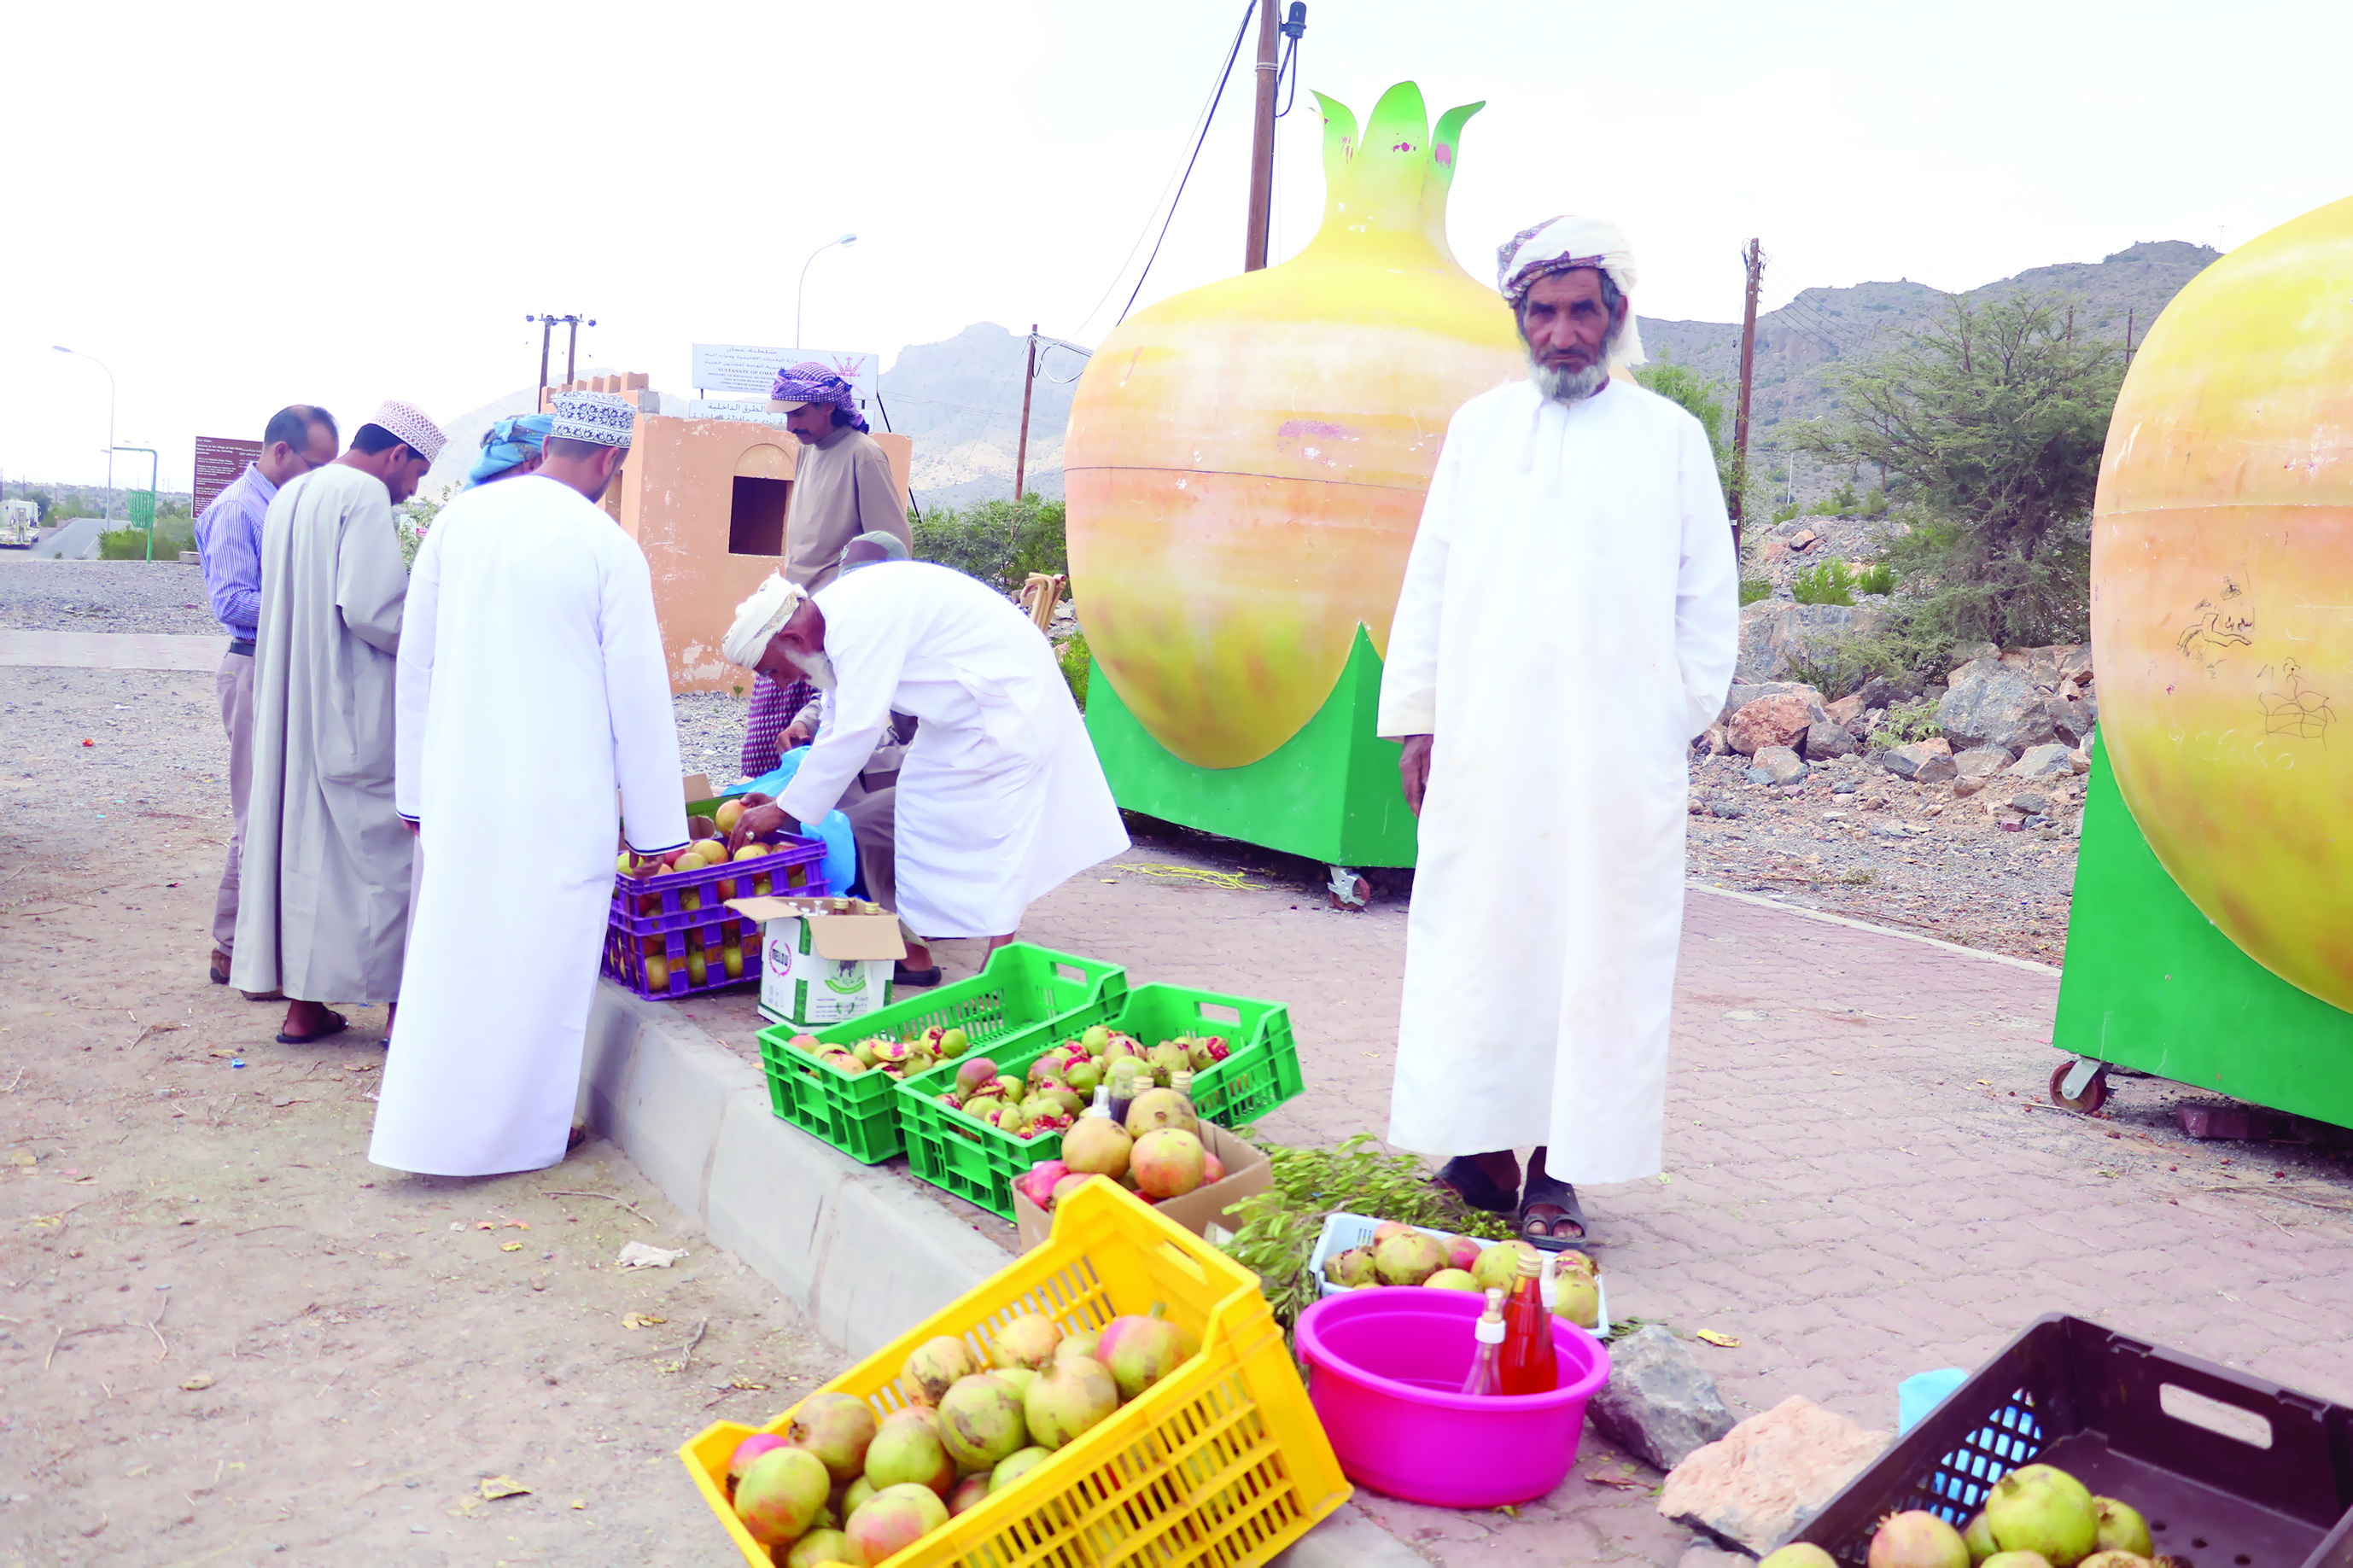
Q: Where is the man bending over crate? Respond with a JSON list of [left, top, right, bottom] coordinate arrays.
[[717, 561, 1128, 962]]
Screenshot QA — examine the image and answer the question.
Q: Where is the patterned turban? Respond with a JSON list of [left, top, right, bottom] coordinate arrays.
[[769, 361, 870, 434], [1494, 215, 1646, 367]]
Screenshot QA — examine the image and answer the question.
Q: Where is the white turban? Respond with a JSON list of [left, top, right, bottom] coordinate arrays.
[[722, 573, 808, 669], [1494, 215, 1646, 368]]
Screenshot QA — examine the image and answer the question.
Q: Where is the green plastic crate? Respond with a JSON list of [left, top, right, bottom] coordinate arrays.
[[894, 980, 1302, 1219], [1101, 983, 1304, 1128], [755, 942, 1126, 1166]]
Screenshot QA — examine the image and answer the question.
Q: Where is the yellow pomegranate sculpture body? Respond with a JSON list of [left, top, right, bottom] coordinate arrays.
[[1064, 83, 1524, 770], [2093, 193, 2353, 1010]]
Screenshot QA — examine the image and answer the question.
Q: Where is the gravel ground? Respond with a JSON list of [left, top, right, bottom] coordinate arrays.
[[0, 558, 226, 636], [673, 691, 753, 784], [1684, 746, 2079, 964]]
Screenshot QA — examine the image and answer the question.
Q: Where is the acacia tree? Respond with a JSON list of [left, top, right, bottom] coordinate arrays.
[[1794, 292, 2122, 653]]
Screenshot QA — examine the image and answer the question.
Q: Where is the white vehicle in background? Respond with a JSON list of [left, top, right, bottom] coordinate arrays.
[[0, 499, 37, 547]]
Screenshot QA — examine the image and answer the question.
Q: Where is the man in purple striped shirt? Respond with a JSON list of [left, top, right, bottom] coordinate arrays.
[[196, 404, 339, 989]]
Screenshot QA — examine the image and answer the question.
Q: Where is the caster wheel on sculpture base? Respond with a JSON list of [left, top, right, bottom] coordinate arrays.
[[1326, 866, 1370, 911], [2049, 1058, 2110, 1114]]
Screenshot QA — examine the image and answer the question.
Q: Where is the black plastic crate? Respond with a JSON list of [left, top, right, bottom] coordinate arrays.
[[1790, 1314, 2353, 1568]]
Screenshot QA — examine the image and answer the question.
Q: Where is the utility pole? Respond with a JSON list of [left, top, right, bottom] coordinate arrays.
[[2126, 308, 2136, 364], [1731, 240, 1765, 553], [526, 314, 593, 401], [1242, 0, 1280, 271], [1014, 324, 1039, 502]]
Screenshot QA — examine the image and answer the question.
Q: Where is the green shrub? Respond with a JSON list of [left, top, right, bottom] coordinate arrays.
[[97, 519, 196, 560], [1809, 481, 1859, 516], [1785, 627, 1913, 698], [1057, 631, 1090, 710], [1791, 559, 1857, 606], [1866, 697, 1945, 749], [1854, 560, 1898, 596], [1861, 486, 1889, 517], [911, 495, 1068, 593], [1770, 500, 1801, 525], [1738, 577, 1774, 606]]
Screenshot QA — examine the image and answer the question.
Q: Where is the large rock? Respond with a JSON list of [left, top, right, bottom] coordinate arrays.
[[1853, 673, 1913, 712], [2009, 743, 2075, 779], [1726, 695, 1814, 757], [1735, 600, 1888, 683], [1588, 1325, 1737, 1473], [1825, 693, 1866, 726], [1952, 745, 2014, 778], [1939, 658, 2059, 753], [1656, 1396, 1889, 1553], [1881, 737, 1955, 782], [1749, 746, 1807, 785], [1718, 680, 1830, 727], [1803, 721, 1859, 760]]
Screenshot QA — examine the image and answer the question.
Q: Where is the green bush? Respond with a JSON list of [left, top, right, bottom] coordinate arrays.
[[1866, 697, 1945, 749], [1809, 481, 1860, 516], [97, 519, 196, 560], [1771, 500, 1801, 525], [1785, 627, 1912, 698], [1854, 560, 1898, 596], [1791, 559, 1856, 606], [1861, 486, 1889, 518], [1058, 631, 1090, 710], [1738, 578, 1774, 606], [910, 495, 1067, 593]]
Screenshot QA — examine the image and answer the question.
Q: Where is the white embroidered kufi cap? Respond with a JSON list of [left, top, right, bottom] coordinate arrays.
[[549, 390, 637, 448], [368, 399, 447, 462], [721, 573, 809, 668]]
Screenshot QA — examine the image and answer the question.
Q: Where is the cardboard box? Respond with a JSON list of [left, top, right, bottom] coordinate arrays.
[[1010, 1123, 1270, 1250], [727, 895, 906, 1028]]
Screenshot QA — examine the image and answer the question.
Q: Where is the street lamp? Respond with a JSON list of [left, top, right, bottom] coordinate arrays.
[[53, 345, 116, 513], [796, 234, 857, 349]]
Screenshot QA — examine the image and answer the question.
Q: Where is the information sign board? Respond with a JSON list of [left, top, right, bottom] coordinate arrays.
[[194, 436, 263, 514], [690, 344, 877, 407]]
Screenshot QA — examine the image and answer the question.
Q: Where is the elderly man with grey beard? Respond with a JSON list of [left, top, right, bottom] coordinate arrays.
[[1377, 215, 1740, 1252]]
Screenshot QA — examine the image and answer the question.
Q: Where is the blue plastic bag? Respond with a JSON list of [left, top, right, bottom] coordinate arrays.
[[732, 748, 856, 896]]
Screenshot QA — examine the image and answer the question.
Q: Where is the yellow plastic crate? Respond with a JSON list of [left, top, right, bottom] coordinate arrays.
[[680, 1180, 1352, 1566]]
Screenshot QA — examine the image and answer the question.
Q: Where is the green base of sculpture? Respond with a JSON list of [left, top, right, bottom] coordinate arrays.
[[2054, 739, 2353, 1131], [1083, 627, 1419, 868]]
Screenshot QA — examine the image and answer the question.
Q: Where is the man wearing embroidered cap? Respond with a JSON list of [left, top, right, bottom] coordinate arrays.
[[233, 399, 447, 1046], [739, 362, 914, 778], [370, 391, 687, 1176], [1379, 216, 1739, 1249]]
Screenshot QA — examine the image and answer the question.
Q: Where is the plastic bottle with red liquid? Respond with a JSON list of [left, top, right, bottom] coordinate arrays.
[[1498, 1249, 1558, 1395]]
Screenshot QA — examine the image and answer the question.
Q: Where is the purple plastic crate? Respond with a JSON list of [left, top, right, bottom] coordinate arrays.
[[604, 834, 826, 1001]]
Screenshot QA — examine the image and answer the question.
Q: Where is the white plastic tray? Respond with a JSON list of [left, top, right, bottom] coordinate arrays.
[[1304, 1210, 1609, 1338]]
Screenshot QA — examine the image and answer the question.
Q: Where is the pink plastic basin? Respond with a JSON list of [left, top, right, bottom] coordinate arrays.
[[1295, 1287, 1612, 1507]]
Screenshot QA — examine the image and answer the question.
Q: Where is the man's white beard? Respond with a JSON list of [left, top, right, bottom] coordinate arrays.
[[791, 649, 838, 691], [1530, 354, 1610, 404]]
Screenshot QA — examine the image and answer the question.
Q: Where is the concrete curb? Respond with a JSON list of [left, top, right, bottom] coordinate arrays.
[[577, 981, 1007, 1361]]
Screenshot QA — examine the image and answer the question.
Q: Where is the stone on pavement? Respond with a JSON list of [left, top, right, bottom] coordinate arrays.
[[1880, 737, 1955, 783], [1938, 658, 2059, 753], [1657, 1396, 1889, 1554], [2009, 743, 2075, 779], [1590, 1324, 1740, 1472], [1750, 746, 1807, 786], [1728, 695, 1818, 757]]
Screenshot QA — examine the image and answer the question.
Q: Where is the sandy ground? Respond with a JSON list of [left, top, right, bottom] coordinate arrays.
[[0, 665, 842, 1568]]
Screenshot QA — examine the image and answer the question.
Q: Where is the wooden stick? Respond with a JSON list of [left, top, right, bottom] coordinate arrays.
[[677, 1317, 709, 1375], [538, 1190, 658, 1226], [149, 1294, 170, 1361]]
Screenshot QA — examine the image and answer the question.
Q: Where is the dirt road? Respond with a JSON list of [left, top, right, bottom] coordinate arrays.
[[2, 664, 840, 1567]]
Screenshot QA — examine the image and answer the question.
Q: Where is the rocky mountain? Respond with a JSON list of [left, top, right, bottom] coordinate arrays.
[[876, 323, 1078, 511], [1638, 241, 2221, 500]]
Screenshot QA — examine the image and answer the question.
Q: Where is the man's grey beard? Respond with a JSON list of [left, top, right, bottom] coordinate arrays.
[[1529, 354, 1610, 404], [792, 649, 838, 691]]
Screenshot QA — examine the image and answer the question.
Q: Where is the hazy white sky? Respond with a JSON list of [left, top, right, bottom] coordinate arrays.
[[7, 0, 2348, 493]]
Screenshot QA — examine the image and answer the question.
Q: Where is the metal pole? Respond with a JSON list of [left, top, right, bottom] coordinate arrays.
[[796, 235, 857, 349], [1731, 241, 1764, 551], [1014, 324, 1038, 502], [1242, 0, 1278, 271], [566, 318, 581, 384], [529, 317, 552, 403], [52, 347, 117, 512]]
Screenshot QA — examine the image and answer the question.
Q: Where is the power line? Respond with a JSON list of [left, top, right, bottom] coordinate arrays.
[[1072, 3, 1258, 339], [1117, 0, 1258, 327]]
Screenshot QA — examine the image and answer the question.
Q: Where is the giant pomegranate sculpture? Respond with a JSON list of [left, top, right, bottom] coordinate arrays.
[[2093, 193, 2353, 1008], [1064, 81, 1525, 769]]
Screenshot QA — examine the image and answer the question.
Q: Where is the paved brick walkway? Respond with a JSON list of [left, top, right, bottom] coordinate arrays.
[[684, 846, 2353, 1565]]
